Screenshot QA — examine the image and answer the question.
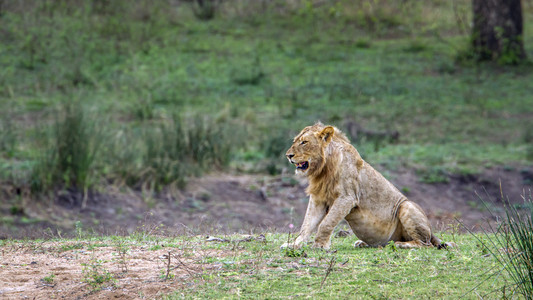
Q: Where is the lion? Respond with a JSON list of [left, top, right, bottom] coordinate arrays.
[[281, 123, 454, 250]]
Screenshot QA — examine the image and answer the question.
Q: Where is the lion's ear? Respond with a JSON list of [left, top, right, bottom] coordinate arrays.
[[319, 126, 334, 144]]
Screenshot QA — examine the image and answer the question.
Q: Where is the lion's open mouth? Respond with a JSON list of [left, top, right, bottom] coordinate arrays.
[[295, 161, 309, 170]]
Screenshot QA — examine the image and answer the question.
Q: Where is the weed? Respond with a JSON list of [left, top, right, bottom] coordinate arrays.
[[112, 238, 129, 274], [41, 273, 55, 284], [81, 258, 116, 291], [75, 221, 84, 239]]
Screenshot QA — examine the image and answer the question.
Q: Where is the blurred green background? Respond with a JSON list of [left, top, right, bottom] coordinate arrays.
[[0, 0, 532, 197]]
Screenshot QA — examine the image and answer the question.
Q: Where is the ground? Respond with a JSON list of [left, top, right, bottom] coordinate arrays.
[[2, 166, 532, 239], [1, 240, 196, 299], [0, 167, 531, 299]]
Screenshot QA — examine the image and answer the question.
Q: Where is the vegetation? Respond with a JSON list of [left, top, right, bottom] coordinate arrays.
[[1, 1, 532, 298], [81, 258, 116, 292], [0, 231, 517, 298], [474, 192, 533, 298], [0, 0, 532, 196], [41, 273, 55, 284]]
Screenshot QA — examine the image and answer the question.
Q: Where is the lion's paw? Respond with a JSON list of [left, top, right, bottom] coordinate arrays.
[[280, 243, 291, 249], [312, 242, 330, 250], [280, 243, 302, 249], [353, 240, 369, 248], [440, 242, 458, 249]]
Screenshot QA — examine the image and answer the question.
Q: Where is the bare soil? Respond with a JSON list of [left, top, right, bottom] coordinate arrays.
[[0, 237, 245, 299], [2, 166, 532, 240], [0, 166, 532, 299]]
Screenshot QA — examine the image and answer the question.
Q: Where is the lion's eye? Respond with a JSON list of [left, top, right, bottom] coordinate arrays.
[[300, 141, 308, 145]]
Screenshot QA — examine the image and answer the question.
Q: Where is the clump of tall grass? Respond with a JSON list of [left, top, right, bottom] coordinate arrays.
[[31, 101, 102, 195], [30, 105, 239, 195], [138, 114, 236, 190], [473, 190, 533, 298]]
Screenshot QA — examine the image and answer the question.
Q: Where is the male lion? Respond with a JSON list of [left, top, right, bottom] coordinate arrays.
[[282, 123, 453, 250]]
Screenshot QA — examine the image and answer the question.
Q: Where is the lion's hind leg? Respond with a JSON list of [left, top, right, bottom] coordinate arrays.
[[395, 201, 433, 249]]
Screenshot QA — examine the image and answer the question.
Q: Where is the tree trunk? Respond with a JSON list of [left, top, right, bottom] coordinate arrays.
[[472, 0, 526, 64]]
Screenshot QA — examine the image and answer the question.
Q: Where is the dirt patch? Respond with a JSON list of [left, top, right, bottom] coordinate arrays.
[[1, 167, 532, 239], [0, 238, 232, 299]]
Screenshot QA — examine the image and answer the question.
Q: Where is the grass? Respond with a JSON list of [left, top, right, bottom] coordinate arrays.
[[81, 258, 116, 291], [0, 0, 532, 196], [171, 233, 503, 299], [473, 192, 533, 298], [0, 232, 515, 298], [41, 273, 55, 284], [30, 100, 102, 194]]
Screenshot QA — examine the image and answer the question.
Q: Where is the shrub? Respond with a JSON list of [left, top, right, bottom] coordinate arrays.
[[81, 259, 116, 291]]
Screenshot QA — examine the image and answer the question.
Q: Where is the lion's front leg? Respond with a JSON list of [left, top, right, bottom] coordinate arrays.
[[313, 197, 355, 249], [281, 195, 326, 249]]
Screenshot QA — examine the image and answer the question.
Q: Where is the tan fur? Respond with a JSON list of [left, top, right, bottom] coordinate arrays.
[[282, 123, 453, 250]]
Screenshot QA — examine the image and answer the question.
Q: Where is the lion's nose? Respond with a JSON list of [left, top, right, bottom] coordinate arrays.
[[286, 154, 294, 159]]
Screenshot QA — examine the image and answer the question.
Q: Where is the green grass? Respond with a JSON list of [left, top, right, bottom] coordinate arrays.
[[170, 233, 508, 299], [473, 193, 533, 298], [0, 0, 532, 193], [0, 232, 513, 298]]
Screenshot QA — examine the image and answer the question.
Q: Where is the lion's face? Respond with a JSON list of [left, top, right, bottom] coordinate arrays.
[[286, 125, 334, 176]]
